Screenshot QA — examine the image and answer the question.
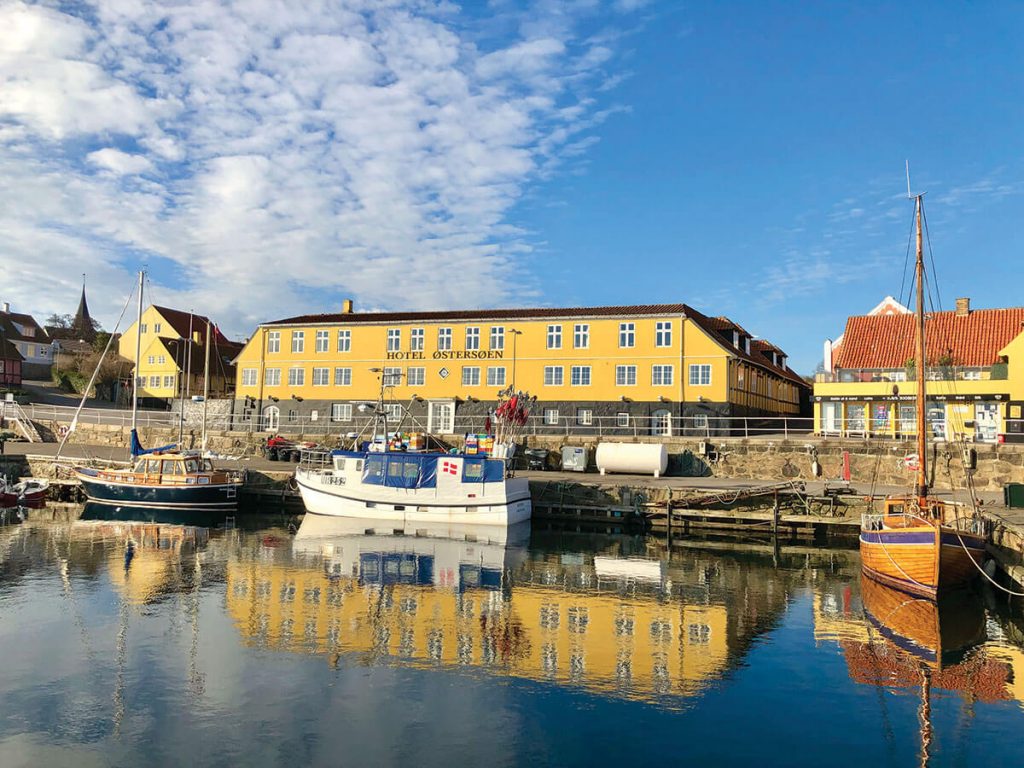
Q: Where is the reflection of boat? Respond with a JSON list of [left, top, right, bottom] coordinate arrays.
[[80, 500, 233, 528], [859, 193, 987, 598], [293, 513, 530, 590], [845, 575, 1010, 767]]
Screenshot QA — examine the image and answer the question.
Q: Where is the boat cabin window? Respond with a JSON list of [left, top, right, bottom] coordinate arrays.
[[184, 458, 199, 473], [387, 460, 404, 480], [162, 460, 183, 475], [464, 462, 485, 481], [146, 459, 161, 474], [888, 503, 905, 515], [133, 459, 147, 473], [334, 457, 347, 471], [202, 459, 214, 471], [364, 456, 385, 482]]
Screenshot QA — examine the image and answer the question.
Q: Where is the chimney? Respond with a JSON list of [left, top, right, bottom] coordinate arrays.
[[341, 299, 354, 314], [955, 297, 971, 317], [1, 302, 8, 313]]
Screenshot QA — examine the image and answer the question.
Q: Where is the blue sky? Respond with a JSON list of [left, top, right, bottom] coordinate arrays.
[[0, 1, 1021, 372]]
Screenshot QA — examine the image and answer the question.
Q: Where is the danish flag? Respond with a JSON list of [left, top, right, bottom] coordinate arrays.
[[442, 460, 458, 476]]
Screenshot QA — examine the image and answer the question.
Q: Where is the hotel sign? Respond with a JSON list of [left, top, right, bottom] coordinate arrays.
[[386, 350, 505, 361], [816, 394, 1009, 403]]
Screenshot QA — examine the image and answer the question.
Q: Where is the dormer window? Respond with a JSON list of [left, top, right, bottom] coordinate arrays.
[[744, 337, 751, 354], [732, 330, 739, 348]]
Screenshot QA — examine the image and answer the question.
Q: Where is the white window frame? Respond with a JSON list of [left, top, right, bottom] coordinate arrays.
[[267, 331, 281, 353], [383, 367, 402, 386], [162, 375, 174, 388], [570, 365, 591, 386], [652, 365, 675, 386], [157, 355, 165, 364], [148, 375, 159, 387], [544, 366, 564, 386], [315, 330, 329, 353], [312, 367, 330, 386], [334, 367, 352, 386], [410, 328, 424, 351], [384, 403, 402, 422], [546, 324, 562, 350], [438, 327, 452, 351], [655, 321, 672, 347], [576, 408, 593, 426], [147, 355, 155, 364], [465, 327, 480, 351], [543, 408, 559, 426], [693, 413, 709, 430], [574, 324, 589, 349], [462, 366, 481, 386], [265, 368, 281, 386], [331, 403, 352, 422], [291, 331, 304, 353], [616, 412, 630, 427], [337, 329, 351, 352], [490, 326, 504, 350], [387, 328, 401, 352], [154, 323, 161, 333], [619, 322, 635, 348], [486, 366, 506, 387], [139, 323, 148, 334], [242, 368, 257, 387], [288, 367, 305, 386], [407, 367, 425, 386], [689, 364, 712, 386], [615, 365, 637, 386]]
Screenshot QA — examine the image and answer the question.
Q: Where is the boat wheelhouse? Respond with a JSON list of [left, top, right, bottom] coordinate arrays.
[[294, 450, 531, 526]]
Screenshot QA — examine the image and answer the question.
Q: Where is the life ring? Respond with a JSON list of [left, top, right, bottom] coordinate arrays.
[[287, 475, 299, 492], [902, 453, 920, 471], [57, 425, 70, 439]]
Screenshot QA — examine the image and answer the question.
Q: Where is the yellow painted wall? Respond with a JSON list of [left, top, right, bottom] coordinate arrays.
[[233, 312, 801, 412]]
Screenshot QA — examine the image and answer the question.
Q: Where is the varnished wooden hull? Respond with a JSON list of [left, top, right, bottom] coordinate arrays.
[[860, 525, 986, 599]]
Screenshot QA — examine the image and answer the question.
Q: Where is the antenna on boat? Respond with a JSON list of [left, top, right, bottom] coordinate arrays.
[[906, 159, 912, 199]]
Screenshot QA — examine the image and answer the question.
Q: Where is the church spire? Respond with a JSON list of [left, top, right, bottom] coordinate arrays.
[[73, 274, 96, 341]]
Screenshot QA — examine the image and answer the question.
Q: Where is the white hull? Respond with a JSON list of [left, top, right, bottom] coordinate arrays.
[[295, 471, 532, 526]]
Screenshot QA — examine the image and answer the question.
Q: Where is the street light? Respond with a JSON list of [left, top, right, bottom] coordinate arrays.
[[509, 328, 523, 389]]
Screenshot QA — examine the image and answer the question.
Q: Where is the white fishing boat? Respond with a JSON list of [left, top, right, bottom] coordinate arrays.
[[294, 379, 534, 526]]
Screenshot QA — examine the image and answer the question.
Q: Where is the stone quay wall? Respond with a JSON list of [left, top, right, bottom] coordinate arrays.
[[26, 416, 1024, 491]]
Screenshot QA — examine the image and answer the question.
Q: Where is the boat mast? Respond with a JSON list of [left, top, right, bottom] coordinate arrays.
[[914, 195, 929, 503], [201, 320, 211, 452], [130, 270, 144, 452]]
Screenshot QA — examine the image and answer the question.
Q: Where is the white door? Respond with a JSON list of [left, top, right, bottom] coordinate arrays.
[[262, 405, 280, 431], [975, 403, 999, 442], [651, 408, 672, 437], [820, 402, 840, 434], [428, 401, 455, 434]]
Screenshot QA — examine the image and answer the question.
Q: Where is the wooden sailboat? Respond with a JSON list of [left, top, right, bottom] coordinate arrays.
[[859, 194, 987, 598]]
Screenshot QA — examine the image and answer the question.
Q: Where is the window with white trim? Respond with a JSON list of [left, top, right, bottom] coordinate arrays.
[[312, 367, 330, 386], [410, 328, 424, 351], [288, 367, 305, 386], [570, 365, 591, 386], [383, 367, 402, 386], [693, 413, 709, 430], [154, 323, 162, 333], [576, 408, 593, 426], [331, 403, 352, 422], [486, 366, 506, 386], [407, 367, 425, 386], [162, 375, 174, 388], [268, 331, 280, 353], [615, 365, 637, 386], [316, 330, 329, 352], [652, 365, 674, 386], [387, 328, 401, 352], [619, 322, 635, 348], [265, 368, 281, 386], [490, 326, 504, 350], [242, 368, 257, 387], [655, 321, 672, 347], [140, 323, 148, 334], [543, 408, 559, 425], [544, 366, 564, 386], [438, 327, 452, 351], [157, 355, 165, 364], [462, 366, 481, 386], [384, 403, 402, 422], [147, 355, 155, 364], [465, 327, 480, 351], [148, 375, 160, 387], [337, 329, 351, 352], [616, 412, 630, 427], [334, 367, 352, 386], [689, 364, 712, 386], [291, 331, 304, 353], [574, 324, 589, 349], [546, 324, 562, 349]]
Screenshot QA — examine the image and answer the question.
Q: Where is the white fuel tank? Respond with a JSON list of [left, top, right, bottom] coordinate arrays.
[[595, 442, 668, 478]]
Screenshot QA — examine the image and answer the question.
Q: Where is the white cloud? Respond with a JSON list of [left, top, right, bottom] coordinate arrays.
[[0, 0, 638, 337]]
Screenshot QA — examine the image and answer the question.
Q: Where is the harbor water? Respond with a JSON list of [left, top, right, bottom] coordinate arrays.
[[3, 508, 1024, 766]]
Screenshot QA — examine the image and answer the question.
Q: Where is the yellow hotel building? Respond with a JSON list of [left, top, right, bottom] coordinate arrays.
[[232, 301, 809, 436]]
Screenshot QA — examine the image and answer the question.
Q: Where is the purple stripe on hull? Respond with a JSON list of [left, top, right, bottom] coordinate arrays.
[[860, 531, 935, 545]]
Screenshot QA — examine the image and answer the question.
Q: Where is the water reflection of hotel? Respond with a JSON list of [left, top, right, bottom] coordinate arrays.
[[225, 517, 794, 705]]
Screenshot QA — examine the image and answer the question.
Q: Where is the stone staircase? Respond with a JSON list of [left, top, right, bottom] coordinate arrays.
[[0, 402, 42, 443]]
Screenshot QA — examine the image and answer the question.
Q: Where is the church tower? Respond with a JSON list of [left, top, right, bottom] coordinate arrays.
[[72, 274, 96, 342]]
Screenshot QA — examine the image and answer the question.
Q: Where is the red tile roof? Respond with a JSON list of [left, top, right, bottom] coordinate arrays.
[[834, 308, 1024, 369], [153, 306, 234, 347]]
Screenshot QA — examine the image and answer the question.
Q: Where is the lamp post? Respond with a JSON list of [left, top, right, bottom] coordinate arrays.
[[509, 328, 523, 389]]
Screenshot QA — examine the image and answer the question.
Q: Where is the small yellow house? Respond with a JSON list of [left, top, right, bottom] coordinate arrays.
[[119, 305, 242, 406], [814, 299, 1024, 443], [231, 301, 809, 435]]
